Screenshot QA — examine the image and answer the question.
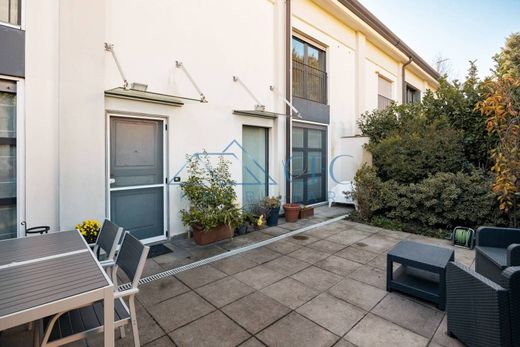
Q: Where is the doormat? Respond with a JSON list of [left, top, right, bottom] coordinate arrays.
[[148, 244, 173, 258]]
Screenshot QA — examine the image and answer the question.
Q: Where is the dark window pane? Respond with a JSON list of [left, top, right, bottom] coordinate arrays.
[[308, 129, 322, 148], [292, 127, 304, 147], [0, 88, 16, 239]]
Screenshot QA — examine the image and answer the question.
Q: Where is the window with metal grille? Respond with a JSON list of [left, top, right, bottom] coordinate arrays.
[[292, 37, 327, 104]]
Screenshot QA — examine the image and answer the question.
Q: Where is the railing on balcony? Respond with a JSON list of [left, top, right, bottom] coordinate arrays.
[[378, 94, 393, 110], [292, 60, 327, 104]]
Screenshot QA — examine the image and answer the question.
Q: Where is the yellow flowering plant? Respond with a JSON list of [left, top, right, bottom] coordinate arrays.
[[76, 219, 101, 243]]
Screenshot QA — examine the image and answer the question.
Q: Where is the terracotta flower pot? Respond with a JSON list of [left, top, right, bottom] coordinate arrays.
[[283, 203, 301, 223], [192, 224, 232, 245]]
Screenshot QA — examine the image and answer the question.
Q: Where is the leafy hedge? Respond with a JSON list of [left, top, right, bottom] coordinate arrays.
[[352, 164, 505, 235]]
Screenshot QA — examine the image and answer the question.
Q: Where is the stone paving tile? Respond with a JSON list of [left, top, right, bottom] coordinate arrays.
[[169, 310, 250, 347], [431, 315, 465, 347], [142, 336, 176, 347], [367, 253, 387, 270], [334, 245, 380, 264], [372, 293, 444, 338], [211, 254, 258, 275], [315, 255, 362, 277], [333, 339, 357, 347], [329, 278, 387, 311], [296, 293, 365, 336], [243, 247, 282, 264], [239, 337, 266, 347], [345, 313, 429, 347], [261, 277, 319, 309], [305, 226, 343, 239], [349, 265, 387, 290], [148, 291, 215, 332], [307, 239, 347, 253], [265, 239, 303, 254], [291, 266, 343, 291], [142, 259, 168, 276], [263, 255, 310, 276], [195, 276, 255, 308], [326, 229, 371, 246], [234, 265, 286, 290], [288, 246, 331, 264], [256, 312, 338, 347], [136, 276, 190, 306], [353, 234, 400, 253], [153, 252, 192, 270], [287, 234, 321, 246], [175, 265, 227, 289], [262, 226, 292, 237], [222, 292, 291, 334]]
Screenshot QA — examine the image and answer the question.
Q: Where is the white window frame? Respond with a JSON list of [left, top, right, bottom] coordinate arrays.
[[0, 74, 25, 238]]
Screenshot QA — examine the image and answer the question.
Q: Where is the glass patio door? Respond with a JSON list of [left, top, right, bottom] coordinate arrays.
[[0, 80, 17, 240], [109, 116, 166, 242], [292, 125, 327, 204], [242, 126, 268, 210]]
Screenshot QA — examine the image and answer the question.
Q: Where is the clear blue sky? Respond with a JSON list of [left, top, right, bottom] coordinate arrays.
[[358, 0, 520, 80]]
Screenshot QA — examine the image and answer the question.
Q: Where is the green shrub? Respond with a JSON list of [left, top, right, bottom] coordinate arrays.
[[180, 153, 242, 231], [368, 118, 465, 183], [352, 167, 505, 235]]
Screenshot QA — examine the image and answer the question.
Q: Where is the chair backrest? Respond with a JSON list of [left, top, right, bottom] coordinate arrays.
[[502, 266, 520, 346], [96, 219, 123, 260], [115, 232, 149, 288]]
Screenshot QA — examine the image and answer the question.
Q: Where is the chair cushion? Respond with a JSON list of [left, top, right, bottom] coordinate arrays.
[[45, 297, 130, 342], [477, 246, 508, 269]]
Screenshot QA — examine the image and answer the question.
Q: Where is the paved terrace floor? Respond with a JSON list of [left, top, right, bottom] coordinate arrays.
[[2, 206, 472, 347]]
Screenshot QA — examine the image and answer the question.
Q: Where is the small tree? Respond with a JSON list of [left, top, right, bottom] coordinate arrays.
[[479, 33, 520, 212]]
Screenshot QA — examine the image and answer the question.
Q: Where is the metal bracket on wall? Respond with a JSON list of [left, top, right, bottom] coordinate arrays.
[[270, 85, 302, 118], [175, 61, 208, 103], [105, 43, 129, 89], [232, 76, 266, 111]]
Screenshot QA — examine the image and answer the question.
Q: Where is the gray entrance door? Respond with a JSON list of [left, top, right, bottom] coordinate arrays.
[[109, 116, 166, 242]]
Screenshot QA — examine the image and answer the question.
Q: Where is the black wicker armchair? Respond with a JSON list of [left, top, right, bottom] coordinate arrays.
[[446, 262, 520, 347], [475, 226, 520, 284]]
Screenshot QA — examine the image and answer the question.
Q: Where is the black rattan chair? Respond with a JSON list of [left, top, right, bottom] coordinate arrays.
[[475, 226, 520, 284], [447, 262, 520, 347], [21, 221, 50, 236]]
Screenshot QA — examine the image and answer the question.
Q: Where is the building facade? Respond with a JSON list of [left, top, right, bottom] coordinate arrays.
[[0, 0, 439, 242]]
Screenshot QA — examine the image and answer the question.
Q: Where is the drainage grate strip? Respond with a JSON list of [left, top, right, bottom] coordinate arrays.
[[119, 214, 348, 291]]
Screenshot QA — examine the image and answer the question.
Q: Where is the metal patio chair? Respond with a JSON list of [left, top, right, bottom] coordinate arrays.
[[446, 262, 520, 347], [475, 226, 520, 284], [90, 219, 124, 265], [38, 232, 150, 347]]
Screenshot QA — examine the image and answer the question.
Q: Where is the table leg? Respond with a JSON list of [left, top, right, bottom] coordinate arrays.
[[386, 256, 393, 292], [104, 286, 115, 347]]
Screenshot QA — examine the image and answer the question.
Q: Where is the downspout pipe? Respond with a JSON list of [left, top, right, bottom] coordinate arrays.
[[285, 0, 292, 204], [402, 56, 413, 103]]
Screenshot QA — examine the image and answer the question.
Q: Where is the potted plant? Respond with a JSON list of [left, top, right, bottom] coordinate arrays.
[[236, 210, 255, 235], [76, 219, 101, 243], [283, 203, 301, 223], [180, 153, 242, 245], [299, 205, 314, 219], [260, 196, 282, 227]]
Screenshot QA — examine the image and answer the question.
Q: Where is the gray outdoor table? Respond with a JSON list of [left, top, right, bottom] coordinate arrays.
[[386, 240, 454, 310], [0, 230, 115, 346]]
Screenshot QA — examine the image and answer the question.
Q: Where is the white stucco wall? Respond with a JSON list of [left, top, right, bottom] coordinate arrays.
[[21, 0, 438, 238]]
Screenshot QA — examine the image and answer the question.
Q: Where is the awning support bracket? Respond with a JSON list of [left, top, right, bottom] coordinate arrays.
[[105, 43, 129, 89], [233, 76, 265, 111], [270, 85, 302, 118], [175, 61, 207, 103]]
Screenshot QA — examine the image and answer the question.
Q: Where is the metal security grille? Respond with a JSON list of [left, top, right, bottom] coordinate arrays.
[[119, 214, 349, 291]]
